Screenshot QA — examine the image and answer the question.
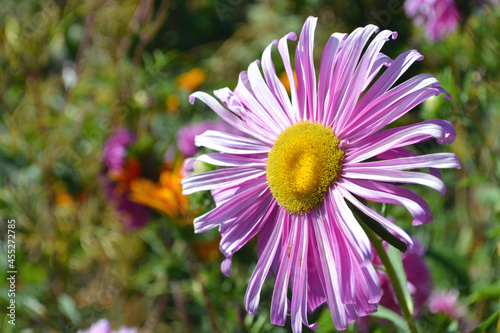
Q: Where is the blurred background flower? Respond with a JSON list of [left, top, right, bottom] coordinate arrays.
[[404, 0, 461, 41], [374, 239, 433, 317], [176, 68, 206, 92], [77, 319, 138, 333]]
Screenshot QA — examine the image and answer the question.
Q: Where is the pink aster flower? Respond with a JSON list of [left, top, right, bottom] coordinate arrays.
[[101, 129, 151, 230], [182, 17, 460, 331], [429, 290, 466, 319], [404, 0, 460, 41], [102, 128, 136, 170], [78, 319, 138, 333]]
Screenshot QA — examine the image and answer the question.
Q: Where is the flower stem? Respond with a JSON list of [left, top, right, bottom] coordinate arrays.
[[359, 221, 419, 333]]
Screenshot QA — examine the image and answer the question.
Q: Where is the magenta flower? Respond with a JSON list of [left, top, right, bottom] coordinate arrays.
[[176, 120, 244, 158], [374, 238, 432, 316], [404, 0, 460, 41], [429, 290, 466, 319], [182, 17, 460, 331], [101, 128, 151, 230], [78, 319, 138, 333], [102, 128, 136, 170]]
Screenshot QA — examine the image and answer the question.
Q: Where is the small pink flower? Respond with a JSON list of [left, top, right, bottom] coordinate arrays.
[[374, 239, 432, 316], [102, 128, 136, 170], [101, 128, 151, 230], [78, 319, 138, 333], [404, 0, 461, 41], [429, 290, 466, 319]]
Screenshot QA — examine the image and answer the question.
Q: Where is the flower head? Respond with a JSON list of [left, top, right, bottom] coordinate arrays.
[[176, 67, 206, 91], [129, 163, 189, 222], [404, 0, 460, 41], [429, 289, 465, 318], [102, 128, 136, 171], [101, 129, 151, 230], [166, 94, 181, 113], [182, 17, 460, 331], [78, 319, 138, 333]]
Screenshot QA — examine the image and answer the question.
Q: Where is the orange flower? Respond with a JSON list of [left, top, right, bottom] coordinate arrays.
[[166, 94, 180, 113], [176, 68, 205, 91], [56, 192, 73, 207], [193, 238, 221, 262], [108, 159, 142, 194], [128, 164, 189, 219], [278, 70, 297, 93]]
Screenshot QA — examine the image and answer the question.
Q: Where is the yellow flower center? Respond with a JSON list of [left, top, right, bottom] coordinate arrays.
[[266, 121, 344, 214]]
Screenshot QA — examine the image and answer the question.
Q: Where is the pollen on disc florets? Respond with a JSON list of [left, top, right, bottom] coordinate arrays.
[[266, 121, 345, 214]]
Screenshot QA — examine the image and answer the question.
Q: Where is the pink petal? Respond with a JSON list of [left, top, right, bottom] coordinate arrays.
[[355, 49, 425, 113], [211, 175, 267, 207], [221, 257, 232, 277], [247, 60, 292, 130], [182, 166, 265, 195], [277, 32, 299, 122], [261, 40, 294, 119], [234, 71, 283, 136], [290, 218, 317, 331], [362, 53, 392, 92], [318, 32, 347, 125], [195, 130, 271, 155], [196, 153, 266, 168], [271, 213, 297, 326], [341, 73, 445, 141], [318, 203, 356, 304], [191, 179, 268, 232], [347, 152, 461, 171], [328, 189, 372, 266], [220, 195, 277, 257], [295, 16, 318, 121], [346, 119, 456, 163], [340, 178, 433, 225], [334, 28, 396, 132], [213, 88, 276, 144], [310, 209, 348, 330], [328, 25, 379, 133], [245, 207, 286, 314], [342, 168, 447, 195], [338, 186, 414, 246], [189, 91, 270, 144]]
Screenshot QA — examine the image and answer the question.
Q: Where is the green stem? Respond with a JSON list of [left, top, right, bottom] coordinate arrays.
[[359, 221, 419, 333]]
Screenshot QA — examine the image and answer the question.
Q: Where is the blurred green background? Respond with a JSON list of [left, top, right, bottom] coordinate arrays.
[[0, 0, 499, 332]]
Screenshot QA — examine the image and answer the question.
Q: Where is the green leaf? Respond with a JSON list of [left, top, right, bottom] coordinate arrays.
[[57, 293, 81, 325], [470, 310, 499, 333], [387, 245, 414, 316], [371, 306, 410, 333], [426, 245, 471, 293], [466, 283, 500, 305]]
